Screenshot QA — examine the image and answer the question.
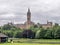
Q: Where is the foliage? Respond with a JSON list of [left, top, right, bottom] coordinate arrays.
[[15, 31, 22, 38], [22, 29, 35, 38], [45, 30, 52, 39], [0, 23, 60, 39], [35, 30, 41, 39]]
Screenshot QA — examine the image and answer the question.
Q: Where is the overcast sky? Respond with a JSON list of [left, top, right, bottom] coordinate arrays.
[[0, 0, 60, 26]]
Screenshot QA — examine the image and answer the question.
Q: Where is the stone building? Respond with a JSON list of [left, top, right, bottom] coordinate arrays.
[[15, 8, 35, 29], [15, 8, 53, 29], [37, 21, 53, 29]]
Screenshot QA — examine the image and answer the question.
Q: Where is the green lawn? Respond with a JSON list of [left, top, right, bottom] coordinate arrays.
[[0, 39, 60, 45], [0, 43, 60, 45], [10, 38, 60, 43]]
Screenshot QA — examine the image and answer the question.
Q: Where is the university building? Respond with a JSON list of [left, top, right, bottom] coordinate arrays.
[[15, 8, 35, 29], [14, 8, 53, 29]]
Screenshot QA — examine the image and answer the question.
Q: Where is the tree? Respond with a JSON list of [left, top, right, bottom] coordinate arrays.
[[56, 29, 60, 39], [22, 29, 35, 38], [54, 23, 59, 27], [34, 25, 38, 28], [2, 23, 12, 30], [54, 29, 60, 39], [52, 25, 60, 39], [4, 32, 14, 38], [35, 30, 41, 39], [39, 29, 48, 39], [15, 31, 22, 38], [35, 28, 48, 39], [45, 30, 52, 39]]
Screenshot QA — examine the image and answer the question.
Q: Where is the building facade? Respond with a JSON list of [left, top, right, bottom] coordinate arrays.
[[15, 8, 35, 29], [15, 8, 53, 29], [40, 21, 53, 29]]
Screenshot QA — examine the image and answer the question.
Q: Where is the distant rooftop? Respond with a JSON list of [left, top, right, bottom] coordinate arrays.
[[0, 33, 8, 37]]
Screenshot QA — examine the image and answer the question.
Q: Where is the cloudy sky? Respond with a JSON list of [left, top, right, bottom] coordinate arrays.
[[0, 0, 60, 26]]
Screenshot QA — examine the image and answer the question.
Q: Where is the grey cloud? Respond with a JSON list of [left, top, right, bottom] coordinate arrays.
[[0, 0, 60, 25]]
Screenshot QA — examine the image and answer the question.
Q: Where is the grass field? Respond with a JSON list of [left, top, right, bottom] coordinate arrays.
[[0, 39, 60, 45], [0, 43, 60, 45], [9, 38, 60, 43]]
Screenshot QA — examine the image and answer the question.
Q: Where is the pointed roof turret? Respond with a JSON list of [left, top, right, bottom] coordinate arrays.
[[28, 8, 30, 12], [27, 8, 31, 13]]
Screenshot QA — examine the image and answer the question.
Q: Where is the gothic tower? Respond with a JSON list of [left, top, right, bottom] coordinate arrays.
[[27, 8, 31, 22], [26, 8, 31, 29]]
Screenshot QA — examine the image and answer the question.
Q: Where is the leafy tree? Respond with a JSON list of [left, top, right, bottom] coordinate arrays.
[[4, 32, 14, 38], [15, 31, 22, 38], [34, 25, 38, 28], [54, 23, 59, 27], [54, 28, 60, 39], [56, 29, 60, 38], [35, 30, 41, 39], [2, 23, 12, 30], [35, 28, 48, 39], [52, 25, 60, 38], [22, 29, 35, 38], [45, 30, 52, 39], [39, 29, 48, 39]]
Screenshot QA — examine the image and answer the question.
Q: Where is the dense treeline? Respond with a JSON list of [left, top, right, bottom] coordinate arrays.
[[0, 23, 60, 39]]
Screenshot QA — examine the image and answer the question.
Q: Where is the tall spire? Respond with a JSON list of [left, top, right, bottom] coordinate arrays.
[[27, 8, 31, 13], [27, 8, 31, 16], [27, 8, 31, 22], [27, 8, 31, 29], [28, 8, 30, 12]]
